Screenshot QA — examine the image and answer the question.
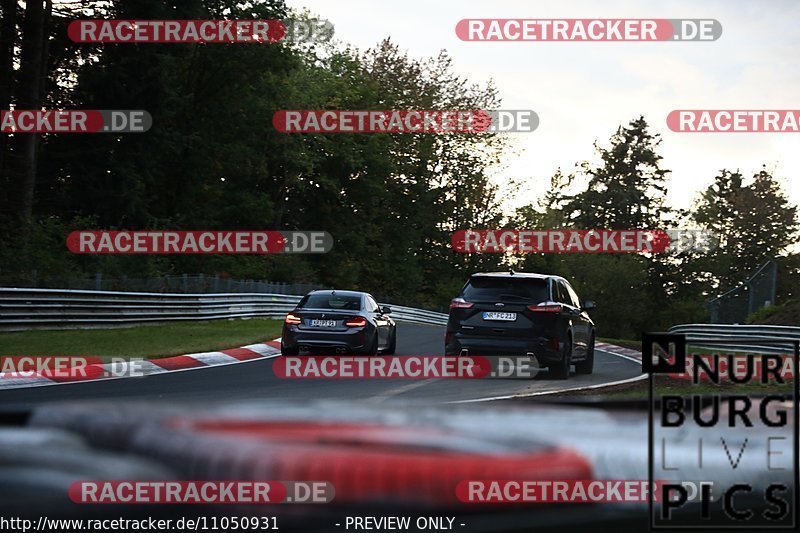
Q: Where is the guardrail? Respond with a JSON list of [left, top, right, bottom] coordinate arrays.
[[669, 323, 800, 354], [0, 287, 449, 331]]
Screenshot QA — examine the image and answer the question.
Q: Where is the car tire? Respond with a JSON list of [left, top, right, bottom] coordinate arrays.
[[575, 334, 595, 375], [384, 329, 397, 355], [281, 342, 299, 356], [550, 336, 572, 380]]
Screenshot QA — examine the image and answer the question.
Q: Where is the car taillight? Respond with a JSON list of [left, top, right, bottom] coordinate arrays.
[[284, 313, 302, 325], [528, 304, 563, 313], [345, 317, 367, 327], [450, 298, 474, 309]]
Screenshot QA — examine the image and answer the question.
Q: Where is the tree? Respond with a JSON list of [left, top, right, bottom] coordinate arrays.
[[16, 0, 51, 231], [0, 0, 17, 186], [693, 167, 798, 288], [562, 116, 671, 230], [12, 4, 512, 310], [511, 118, 706, 337]]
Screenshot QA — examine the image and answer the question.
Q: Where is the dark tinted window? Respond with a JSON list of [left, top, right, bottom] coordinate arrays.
[[554, 281, 572, 305], [462, 277, 548, 303], [298, 293, 361, 310], [553, 280, 575, 306], [564, 282, 581, 307]]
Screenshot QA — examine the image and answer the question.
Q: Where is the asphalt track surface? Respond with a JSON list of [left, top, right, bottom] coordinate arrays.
[[0, 323, 642, 410]]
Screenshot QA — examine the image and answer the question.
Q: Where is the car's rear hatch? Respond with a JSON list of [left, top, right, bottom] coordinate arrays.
[[291, 293, 364, 332], [292, 309, 361, 332], [450, 276, 557, 339]]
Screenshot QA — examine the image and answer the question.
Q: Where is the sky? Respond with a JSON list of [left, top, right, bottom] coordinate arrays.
[[285, 0, 800, 214]]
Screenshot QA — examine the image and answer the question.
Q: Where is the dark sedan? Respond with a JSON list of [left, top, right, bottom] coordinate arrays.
[[281, 290, 397, 355]]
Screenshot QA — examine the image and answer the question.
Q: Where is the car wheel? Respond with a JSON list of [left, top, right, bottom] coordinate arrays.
[[550, 336, 572, 380], [384, 329, 397, 355], [575, 334, 595, 375], [281, 342, 298, 356]]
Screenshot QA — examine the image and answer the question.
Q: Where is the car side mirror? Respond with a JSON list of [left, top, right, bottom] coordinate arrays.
[[380, 305, 392, 315], [582, 300, 596, 311]]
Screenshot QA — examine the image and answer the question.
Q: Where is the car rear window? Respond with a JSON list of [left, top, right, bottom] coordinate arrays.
[[298, 294, 361, 310], [462, 277, 549, 303]]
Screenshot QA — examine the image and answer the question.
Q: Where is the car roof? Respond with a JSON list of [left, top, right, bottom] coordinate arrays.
[[306, 290, 367, 298], [469, 271, 561, 281]]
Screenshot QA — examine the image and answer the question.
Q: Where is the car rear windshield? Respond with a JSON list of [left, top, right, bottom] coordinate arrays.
[[462, 277, 549, 303], [298, 293, 361, 310]]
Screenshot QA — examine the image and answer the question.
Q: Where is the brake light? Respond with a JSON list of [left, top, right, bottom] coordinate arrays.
[[450, 298, 474, 309], [284, 313, 302, 325], [345, 317, 367, 327], [528, 304, 563, 313]]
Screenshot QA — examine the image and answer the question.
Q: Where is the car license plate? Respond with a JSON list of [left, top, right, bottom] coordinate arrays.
[[310, 319, 337, 327], [482, 312, 517, 321]]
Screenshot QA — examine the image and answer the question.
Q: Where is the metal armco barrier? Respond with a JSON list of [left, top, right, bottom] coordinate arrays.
[[669, 323, 800, 354], [0, 287, 449, 331]]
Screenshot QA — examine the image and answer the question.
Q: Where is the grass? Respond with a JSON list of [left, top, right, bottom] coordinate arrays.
[[0, 318, 283, 360], [629, 375, 789, 397], [565, 344, 795, 399], [746, 299, 800, 326], [598, 337, 642, 351], [564, 373, 794, 399]]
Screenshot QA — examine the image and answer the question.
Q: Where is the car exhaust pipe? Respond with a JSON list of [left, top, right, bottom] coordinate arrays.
[[335, 347, 346, 354], [526, 352, 536, 361], [460, 349, 469, 357]]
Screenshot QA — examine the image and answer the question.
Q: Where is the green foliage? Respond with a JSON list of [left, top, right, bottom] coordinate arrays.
[[2, 0, 798, 338], [559, 116, 671, 230], [1, 0, 509, 310], [692, 167, 799, 288], [746, 300, 800, 326], [512, 117, 796, 336]]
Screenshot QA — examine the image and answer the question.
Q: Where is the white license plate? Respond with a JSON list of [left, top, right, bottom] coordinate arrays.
[[482, 312, 517, 321], [310, 319, 337, 327]]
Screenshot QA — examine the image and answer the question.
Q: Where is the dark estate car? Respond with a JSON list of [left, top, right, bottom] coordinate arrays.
[[281, 290, 397, 355], [445, 272, 596, 379]]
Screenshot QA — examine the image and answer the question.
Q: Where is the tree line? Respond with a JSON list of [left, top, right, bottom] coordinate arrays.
[[0, 0, 797, 338]]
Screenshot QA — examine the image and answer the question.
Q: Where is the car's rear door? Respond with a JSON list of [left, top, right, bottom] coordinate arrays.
[[564, 281, 592, 350], [556, 280, 589, 355]]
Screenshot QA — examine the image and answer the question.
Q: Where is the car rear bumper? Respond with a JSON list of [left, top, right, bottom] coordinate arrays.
[[282, 326, 370, 352], [445, 332, 562, 363]]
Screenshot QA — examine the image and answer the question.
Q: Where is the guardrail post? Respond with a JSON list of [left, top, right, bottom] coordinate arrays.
[[770, 260, 778, 306]]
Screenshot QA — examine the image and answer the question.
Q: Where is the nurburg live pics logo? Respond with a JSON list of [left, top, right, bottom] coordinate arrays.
[[644, 333, 800, 529]]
